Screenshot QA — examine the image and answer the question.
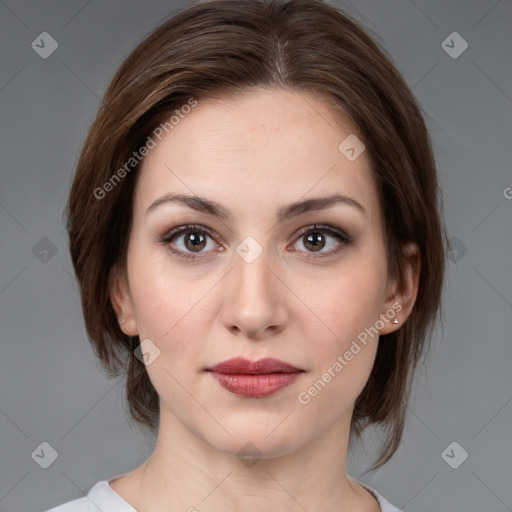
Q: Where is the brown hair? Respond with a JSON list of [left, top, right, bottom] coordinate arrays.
[[65, 0, 447, 470]]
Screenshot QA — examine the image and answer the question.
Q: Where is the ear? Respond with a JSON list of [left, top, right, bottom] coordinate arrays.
[[109, 264, 138, 336], [378, 241, 421, 335]]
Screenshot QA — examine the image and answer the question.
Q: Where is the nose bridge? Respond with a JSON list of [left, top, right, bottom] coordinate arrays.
[[221, 241, 286, 337]]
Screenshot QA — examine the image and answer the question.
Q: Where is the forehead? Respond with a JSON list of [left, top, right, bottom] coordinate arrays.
[[134, 88, 381, 226]]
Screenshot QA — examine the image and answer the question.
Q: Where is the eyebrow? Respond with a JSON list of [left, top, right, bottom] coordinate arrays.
[[146, 192, 367, 221]]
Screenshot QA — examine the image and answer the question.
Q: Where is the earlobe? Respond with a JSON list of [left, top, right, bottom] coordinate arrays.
[[109, 265, 138, 336], [379, 241, 421, 335]]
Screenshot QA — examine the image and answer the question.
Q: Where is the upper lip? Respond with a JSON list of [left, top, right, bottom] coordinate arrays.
[[206, 357, 303, 374]]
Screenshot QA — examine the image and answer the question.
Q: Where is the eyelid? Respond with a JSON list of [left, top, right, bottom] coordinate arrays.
[[157, 222, 352, 260], [288, 224, 352, 260], [293, 224, 351, 244], [158, 223, 350, 242], [156, 224, 223, 261], [158, 224, 220, 244]]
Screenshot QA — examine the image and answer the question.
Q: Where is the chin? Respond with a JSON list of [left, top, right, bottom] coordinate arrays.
[[200, 418, 310, 462]]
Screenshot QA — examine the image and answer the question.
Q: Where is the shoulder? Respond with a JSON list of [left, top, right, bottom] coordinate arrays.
[[374, 492, 402, 512], [361, 483, 402, 512], [44, 491, 98, 512], [43, 480, 136, 512]]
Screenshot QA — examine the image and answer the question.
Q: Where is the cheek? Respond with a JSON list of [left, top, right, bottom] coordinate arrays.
[[128, 251, 215, 359], [128, 259, 217, 411], [297, 287, 381, 416], [296, 254, 386, 398], [300, 350, 376, 422], [311, 258, 387, 343]]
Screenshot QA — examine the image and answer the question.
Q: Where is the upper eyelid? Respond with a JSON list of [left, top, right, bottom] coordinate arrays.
[[162, 223, 350, 246], [294, 224, 350, 240]]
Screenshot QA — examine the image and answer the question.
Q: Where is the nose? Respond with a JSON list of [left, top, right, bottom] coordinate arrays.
[[220, 246, 288, 340]]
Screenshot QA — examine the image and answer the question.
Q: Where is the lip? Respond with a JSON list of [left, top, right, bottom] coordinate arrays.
[[207, 357, 303, 375], [206, 357, 304, 398]]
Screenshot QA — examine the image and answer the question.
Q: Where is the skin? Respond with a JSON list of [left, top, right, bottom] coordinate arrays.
[[109, 87, 420, 512]]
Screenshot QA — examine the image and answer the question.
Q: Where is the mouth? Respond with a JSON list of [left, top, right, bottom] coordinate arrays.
[[205, 357, 305, 398]]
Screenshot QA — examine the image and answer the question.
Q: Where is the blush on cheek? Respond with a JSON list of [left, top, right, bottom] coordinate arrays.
[[315, 325, 379, 397]]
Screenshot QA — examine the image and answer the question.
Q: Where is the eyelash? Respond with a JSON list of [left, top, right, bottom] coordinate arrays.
[[157, 223, 352, 261]]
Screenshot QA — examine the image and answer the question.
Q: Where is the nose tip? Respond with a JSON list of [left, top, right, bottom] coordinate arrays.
[[220, 253, 287, 340]]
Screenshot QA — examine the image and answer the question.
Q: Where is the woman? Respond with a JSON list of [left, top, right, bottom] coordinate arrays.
[[47, 0, 446, 510]]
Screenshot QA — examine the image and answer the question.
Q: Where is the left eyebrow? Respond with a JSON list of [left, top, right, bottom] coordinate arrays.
[[145, 192, 367, 220], [277, 194, 367, 220]]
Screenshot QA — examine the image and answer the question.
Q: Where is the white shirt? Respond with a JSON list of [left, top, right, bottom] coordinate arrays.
[[44, 478, 402, 512]]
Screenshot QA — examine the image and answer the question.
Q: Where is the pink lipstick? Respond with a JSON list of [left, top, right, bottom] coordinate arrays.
[[206, 357, 304, 398]]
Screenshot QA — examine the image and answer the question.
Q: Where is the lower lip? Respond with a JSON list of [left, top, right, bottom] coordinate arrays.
[[209, 372, 302, 397]]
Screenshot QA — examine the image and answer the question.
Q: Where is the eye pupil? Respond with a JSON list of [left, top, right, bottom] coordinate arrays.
[[304, 232, 325, 252], [185, 232, 206, 251]]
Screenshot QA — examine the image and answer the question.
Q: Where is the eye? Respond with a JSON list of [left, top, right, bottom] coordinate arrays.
[[291, 224, 351, 258], [157, 223, 352, 261], [157, 224, 221, 260]]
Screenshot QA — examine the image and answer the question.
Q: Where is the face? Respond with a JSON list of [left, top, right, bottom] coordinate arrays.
[[112, 88, 407, 459]]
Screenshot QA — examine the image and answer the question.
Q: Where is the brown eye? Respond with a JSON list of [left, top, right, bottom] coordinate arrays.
[[158, 224, 219, 261], [183, 231, 207, 252], [303, 232, 326, 252], [292, 224, 352, 258]]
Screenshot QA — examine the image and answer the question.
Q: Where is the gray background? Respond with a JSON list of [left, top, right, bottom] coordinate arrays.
[[0, 0, 511, 511]]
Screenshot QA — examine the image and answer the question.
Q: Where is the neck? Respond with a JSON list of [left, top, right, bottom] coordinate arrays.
[[124, 407, 380, 512]]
